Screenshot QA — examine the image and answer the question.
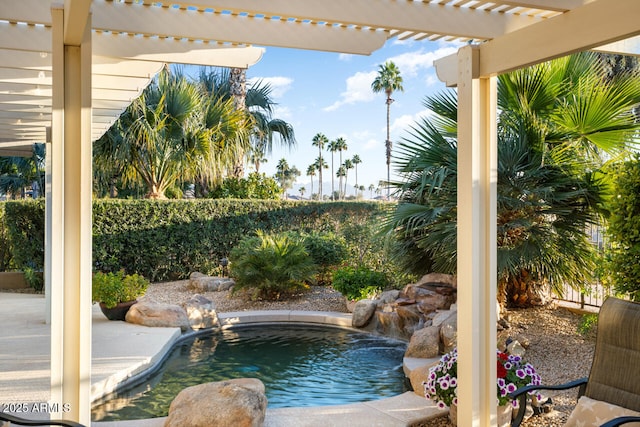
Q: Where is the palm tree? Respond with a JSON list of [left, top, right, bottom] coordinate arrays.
[[336, 165, 346, 199], [299, 186, 306, 199], [368, 183, 375, 199], [352, 154, 362, 190], [328, 139, 339, 200], [312, 133, 329, 198], [0, 143, 45, 199], [306, 163, 317, 198], [334, 137, 348, 199], [276, 158, 289, 198], [314, 156, 329, 200], [343, 158, 354, 198], [371, 61, 404, 199], [386, 52, 640, 307], [198, 68, 296, 177], [94, 68, 220, 199]]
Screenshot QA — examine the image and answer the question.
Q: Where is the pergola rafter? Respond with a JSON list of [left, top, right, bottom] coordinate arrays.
[[0, 1, 638, 426]]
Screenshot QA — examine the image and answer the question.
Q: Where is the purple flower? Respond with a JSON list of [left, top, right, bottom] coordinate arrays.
[[437, 401, 447, 410], [516, 369, 526, 379], [507, 383, 517, 393]]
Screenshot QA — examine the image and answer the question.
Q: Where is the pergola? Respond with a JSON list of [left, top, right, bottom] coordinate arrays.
[[0, 1, 639, 425]]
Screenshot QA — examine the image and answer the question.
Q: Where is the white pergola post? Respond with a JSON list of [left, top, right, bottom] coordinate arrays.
[[455, 45, 498, 427], [50, 5, 93, 424]]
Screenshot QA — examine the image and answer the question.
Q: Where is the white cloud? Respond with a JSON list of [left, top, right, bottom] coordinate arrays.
[[323, 70, 377, 112], [338, 53, 353, 61], [247, 76, 293, 99], [387, 46, 459, 78], [390, 109, 433, 134], [272, 105, 293, 121]]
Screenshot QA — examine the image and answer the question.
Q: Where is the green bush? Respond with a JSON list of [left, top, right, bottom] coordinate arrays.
[[209, 172, 281, 200], [332, 266, 389, 301], [4, 199, 386, 282], [577, 313, 598, 337], [606, 156, 640, 301], [229, 230, 318, 300], [23, 266, 44, 292], [296, 231, 348, 284], [0, 203, 14, 271], [92, 270, 149, 308]]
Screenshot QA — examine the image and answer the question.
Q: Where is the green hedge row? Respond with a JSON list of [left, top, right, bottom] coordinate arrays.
[[1, 199, 388, 282]]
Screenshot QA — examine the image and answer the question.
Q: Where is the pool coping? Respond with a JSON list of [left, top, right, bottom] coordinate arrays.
[[92, 309, 446, 426]]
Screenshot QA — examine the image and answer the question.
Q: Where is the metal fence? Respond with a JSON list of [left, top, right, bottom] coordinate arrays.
[[555, 224, 613, 309]]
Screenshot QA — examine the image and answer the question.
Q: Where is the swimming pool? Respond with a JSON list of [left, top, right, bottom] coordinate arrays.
[[91, 324, 409, 421]]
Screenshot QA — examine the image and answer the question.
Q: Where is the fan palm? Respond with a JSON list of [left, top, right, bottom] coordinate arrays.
[[328, 139, 339, 200], [0, 143, 45, 199], [306, 163, 317, 198], [334, 137, 348, 199], [386, 52, 640, 306]]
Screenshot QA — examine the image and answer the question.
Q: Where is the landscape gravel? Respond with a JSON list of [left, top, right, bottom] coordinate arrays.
[[145, 281, 597, 426]]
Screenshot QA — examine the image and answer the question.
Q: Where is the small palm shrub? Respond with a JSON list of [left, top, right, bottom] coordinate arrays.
[[230, 230, 318, 300], [332, 266, 389, 301]]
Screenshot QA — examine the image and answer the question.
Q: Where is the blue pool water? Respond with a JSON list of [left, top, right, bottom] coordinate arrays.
[[91, 324, 408, 421]]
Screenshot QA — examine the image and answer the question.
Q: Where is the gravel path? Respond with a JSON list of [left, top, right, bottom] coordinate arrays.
[[145, 281, 596, 426]]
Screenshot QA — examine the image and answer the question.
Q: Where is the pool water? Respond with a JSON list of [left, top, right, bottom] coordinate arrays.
[[91, 324, 409, 421]]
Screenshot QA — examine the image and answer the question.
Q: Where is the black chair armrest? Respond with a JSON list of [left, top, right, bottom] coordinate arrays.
[[0, 412, 85, 427], [600, 416, 640, 427], [509, 377, 588, 427]]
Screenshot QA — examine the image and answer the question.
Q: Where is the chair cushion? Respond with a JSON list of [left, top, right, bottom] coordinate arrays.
[[565, 396, 640, 427]]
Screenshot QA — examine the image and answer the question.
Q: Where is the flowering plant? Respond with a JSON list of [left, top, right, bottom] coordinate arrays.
[[423, 348, 542, 409]]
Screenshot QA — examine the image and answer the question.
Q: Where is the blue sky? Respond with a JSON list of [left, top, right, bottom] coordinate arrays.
[[244, 38, 461, 199]]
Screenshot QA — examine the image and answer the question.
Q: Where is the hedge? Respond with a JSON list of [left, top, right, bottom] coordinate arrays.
[[2, 199, 389, 282]]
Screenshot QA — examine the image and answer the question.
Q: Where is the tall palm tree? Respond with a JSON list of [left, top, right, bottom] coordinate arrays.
[[336, 165, 346, 199], [312, 133, 329, 198], [343, 158, 354, 198], [352, 154, 362, 190], [372, 61, 404, 199], [314, 156, 329, 200], [386, 52, 640, 307], [276, 158, 289, 199], [306, 163, 317, 199], [334, 137, 348, 199], [368, 183, 375, 199], [328, 139, 339, 200], [299, 186, 306, 199]]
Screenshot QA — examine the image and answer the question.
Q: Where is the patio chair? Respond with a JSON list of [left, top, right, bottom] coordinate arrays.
[[0, 412, 85, 427], [510, 297, 640, 427]]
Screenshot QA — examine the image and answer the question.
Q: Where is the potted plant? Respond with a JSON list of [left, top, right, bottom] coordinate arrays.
[[92, 270, 149, 320], [423, 348, 542, 426]]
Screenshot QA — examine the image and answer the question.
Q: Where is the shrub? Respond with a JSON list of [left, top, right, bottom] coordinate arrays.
[[92, 270, 149, 308], [606, 156, 640, 301], [296, 231, 348, 284], [209, 172, 281, 200], [23, 266, 44, 292], [229, 230, 318, 300], [332, 266, 389, 301], [0, 203, 14, 271], [577, 313, 598, 337]]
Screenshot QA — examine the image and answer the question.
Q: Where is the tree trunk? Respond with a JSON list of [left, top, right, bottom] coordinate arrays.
[[502, 270, 552, 308], [230, 67, 247, 178]]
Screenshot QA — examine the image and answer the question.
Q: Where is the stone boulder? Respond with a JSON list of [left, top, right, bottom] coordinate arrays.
[[164, 378, 267, 427], [409, 362, 437, 397], [405, 325, 440, 358], [126, 301, 190, 332], [189, 272, 235, 292], [439, 312, 458, 353], [352, 299, 377, 327], [414, 273, 457, 289], [184, 294, 218, 330]]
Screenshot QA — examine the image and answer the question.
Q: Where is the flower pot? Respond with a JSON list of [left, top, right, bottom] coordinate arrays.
[[99, 300, 137, 321], [448, 403, 512, 426]]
